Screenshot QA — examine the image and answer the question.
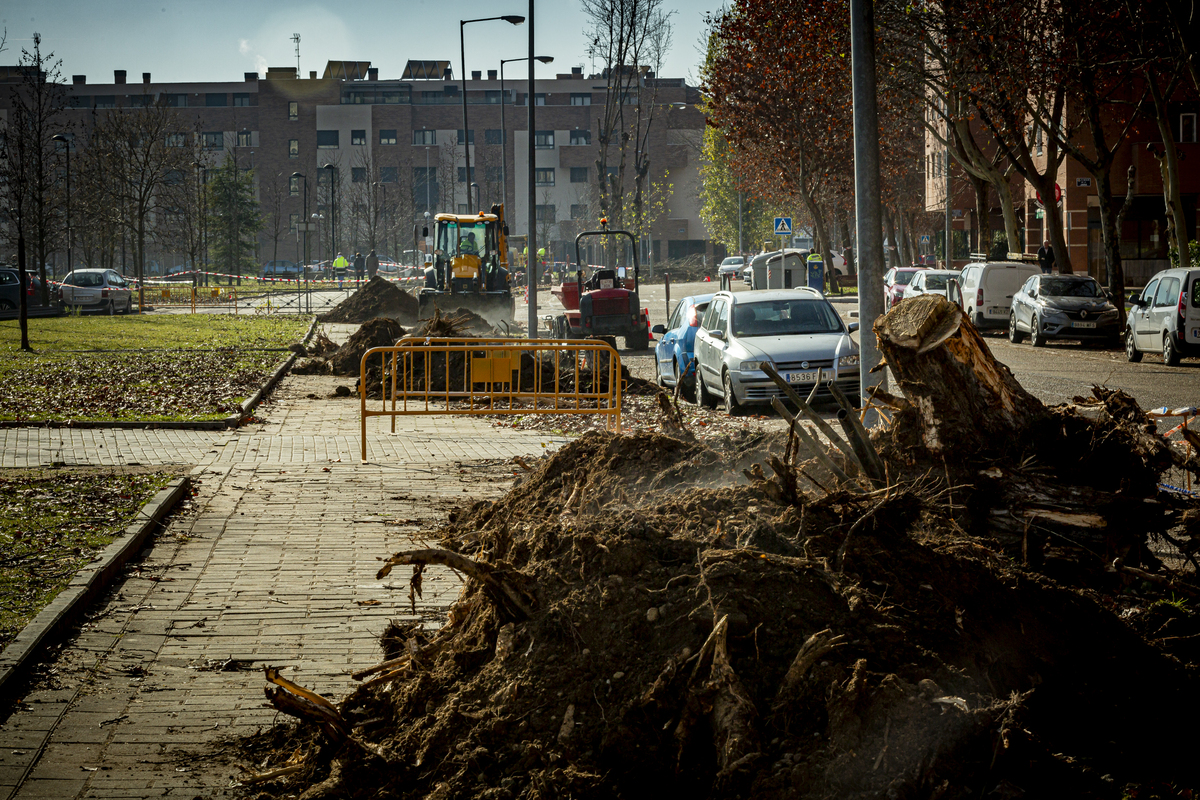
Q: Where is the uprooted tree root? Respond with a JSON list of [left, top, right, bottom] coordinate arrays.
[[241, 297, 1200, 799]]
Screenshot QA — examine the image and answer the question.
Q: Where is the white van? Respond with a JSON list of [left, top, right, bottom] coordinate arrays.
[[1125, 267, 1200, 365], [958, 261, 1040, 330]]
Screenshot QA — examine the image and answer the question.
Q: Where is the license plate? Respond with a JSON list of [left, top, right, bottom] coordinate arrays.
[[786, 371, 818, 384], [1073, 321, 1096, 329]]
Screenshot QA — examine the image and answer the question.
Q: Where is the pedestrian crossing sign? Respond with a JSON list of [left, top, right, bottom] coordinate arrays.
[[774, 217, 792, 236], [920, 235, 930, 244]]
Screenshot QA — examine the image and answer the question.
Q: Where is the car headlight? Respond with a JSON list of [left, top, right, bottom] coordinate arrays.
[[739, 360, 769, 372], [838, 353, 860, 368]]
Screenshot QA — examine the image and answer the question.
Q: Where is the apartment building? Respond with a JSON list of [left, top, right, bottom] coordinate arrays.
[[3, 59, 713, 271]]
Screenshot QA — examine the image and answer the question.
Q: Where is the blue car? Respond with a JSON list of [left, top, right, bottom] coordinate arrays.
[[651, 293, 715, 397]]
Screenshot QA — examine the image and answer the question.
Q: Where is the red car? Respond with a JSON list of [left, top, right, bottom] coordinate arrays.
[[884, 266, 927, 309]]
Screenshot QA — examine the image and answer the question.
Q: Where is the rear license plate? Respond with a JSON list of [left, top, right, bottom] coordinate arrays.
[[1073, 321, 1096, 329], [786, 371, 818, 384]]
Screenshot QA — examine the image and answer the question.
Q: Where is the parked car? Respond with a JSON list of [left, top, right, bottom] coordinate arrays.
[[1124, 267, 1200, 365], [58, 268, 133, 314], [742, 265, 753, 286], [957, 260, 1040, 331], [718, 256, 745, 280], [651, 293, 715, 399], [901, 269, 960, 301], [693, 288, 860, 415], [0, 269, 44, 309], [883, 266, 926, 308], [1008, 274, 1120, 347], [262, 260, 301, 280]]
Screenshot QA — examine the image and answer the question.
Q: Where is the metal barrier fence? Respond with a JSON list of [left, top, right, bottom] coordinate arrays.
[[1149, 405, 1198, 493], [359, 338, 622, 461]]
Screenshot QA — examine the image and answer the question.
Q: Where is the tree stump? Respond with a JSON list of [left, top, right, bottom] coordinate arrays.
[[874, 295, 1047, 455]]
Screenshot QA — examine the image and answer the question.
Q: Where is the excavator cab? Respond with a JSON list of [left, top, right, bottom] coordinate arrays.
[[419, 207, 514, 323]]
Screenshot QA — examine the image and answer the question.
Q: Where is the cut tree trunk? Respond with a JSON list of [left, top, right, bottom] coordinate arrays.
[[874, 295, 1047, 455]]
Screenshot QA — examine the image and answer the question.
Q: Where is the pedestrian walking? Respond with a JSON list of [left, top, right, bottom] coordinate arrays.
[[1037, 239, 1055, 274], [353, 252, 365, 284], [366, 249, 379, 279]]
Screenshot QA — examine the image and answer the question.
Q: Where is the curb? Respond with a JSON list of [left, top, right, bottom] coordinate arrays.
[[0, 475, 192, 700], [0, 316, 319, 431]]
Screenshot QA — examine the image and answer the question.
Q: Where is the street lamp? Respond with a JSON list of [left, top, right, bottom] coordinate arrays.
[[461, 14, 525, 214], [470, 181, 481, 212], [292, 172, 308, 279], [192, 160, 207, 287], [312, 211, 325, 266], [500, 55, 552, 215], [322, 163, 337, 258], [51, 134, 71, 283]]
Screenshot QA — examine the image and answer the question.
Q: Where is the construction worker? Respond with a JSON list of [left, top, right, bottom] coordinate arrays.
[[460, 232, 479, 255], [333, 252, 348, 290]]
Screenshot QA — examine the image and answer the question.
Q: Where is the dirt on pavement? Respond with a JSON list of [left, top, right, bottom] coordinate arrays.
[[318, 276, 420, 324]]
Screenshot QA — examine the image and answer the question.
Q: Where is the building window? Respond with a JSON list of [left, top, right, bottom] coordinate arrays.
[[457, 129, 475, 145], [534, 93, 546, 106], [379, 129, 397, 145], [485, 90, 502, 104], [203, 131, 223, 150], [163, 93, 186, 108], [486, 166, 502, 183], [413, 167, 438, 212], [1181, 113, 1198, 144], [535, 168, 555, 186], [351, 129, 366, 146], [127, 94, 153, 108], [317, 130, 339, 148], [457, 167, 477, 183], [570, 93, 591, 106], [570, 167, 588, 183], [534, 130, 554, 149], [569, 129, 591, 145], [413, 129, 436, 145], [606, 166, 619, 179], [289, 175, 302, 196], [236, 130, 252, 147], [233, 92, 251, 107], [205, 93, 227, 107], [571, 204, 588, 220], [288, 139, 299, 158], [380, 166, 398, 183], [352, 167, 367, 183], [93, 95, 116, 109], [484, 129, 504, 145], [165, 169, 185, 185], [288, 101, 298, 121], [165, 133, 187, 148], [535, 204, 556, 222]]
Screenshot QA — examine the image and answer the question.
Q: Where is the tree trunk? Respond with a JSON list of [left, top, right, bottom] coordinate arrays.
[[882, 206, 898, 268], [1109, 165, 1136, 328], [996, 171, 1022, 256], [1148, 74, 1191, 261], [1035, 172, 1072, 274], [873, 294, 1047, 455], [970, 173, 991, 256]]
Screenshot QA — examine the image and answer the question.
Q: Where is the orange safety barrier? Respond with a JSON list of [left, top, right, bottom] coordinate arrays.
[[359, 337, 622, 461]]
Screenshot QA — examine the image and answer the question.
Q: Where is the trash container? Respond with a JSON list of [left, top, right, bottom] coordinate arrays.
[[806, 256, 824, 290]]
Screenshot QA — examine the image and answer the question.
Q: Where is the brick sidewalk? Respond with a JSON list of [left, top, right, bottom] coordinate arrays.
[[0, 373, 566, 799]]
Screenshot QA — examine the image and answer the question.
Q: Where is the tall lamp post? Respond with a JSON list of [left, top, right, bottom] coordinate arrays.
[[500, 55, 552, 216], [461, 14, 525, 214], [292, 171, 308, 266], [192, 160, 207, 287], [51, 134, 72, 283], [322, 163, 337, 258]]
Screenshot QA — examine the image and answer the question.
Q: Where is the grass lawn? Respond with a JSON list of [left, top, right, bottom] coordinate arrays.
[[0, 468, 182, 649], [0, 315, 310, 422]]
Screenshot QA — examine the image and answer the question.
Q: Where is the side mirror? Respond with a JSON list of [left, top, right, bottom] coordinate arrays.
[[503, 223, 510, 236], [709, 329, 726, 341], [847, 322, 860, 333], [651, 324, 666, 334], [421, 227, 429, 238]]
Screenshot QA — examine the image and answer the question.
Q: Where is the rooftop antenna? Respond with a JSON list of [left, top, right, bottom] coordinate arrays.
[[292, 33, 301, 76]]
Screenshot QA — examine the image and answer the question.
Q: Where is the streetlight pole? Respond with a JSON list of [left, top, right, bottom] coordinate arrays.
[[526, 0, 538, 338], [500, 55, 553, 217], [293, 171, 308, 282], [52, 134, 72, 283], [461, 14, 525, 215], [323, 163, 337, 258]]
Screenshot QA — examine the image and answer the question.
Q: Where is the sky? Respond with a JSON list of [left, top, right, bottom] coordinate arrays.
[[0, 0, 723, 86]]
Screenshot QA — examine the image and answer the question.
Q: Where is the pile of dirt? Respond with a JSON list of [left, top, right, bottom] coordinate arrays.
[[329, 318, 406, 376], [242, 298, 1200, 798], [418, 307, 494, 336], [318, 276, 420, 324]]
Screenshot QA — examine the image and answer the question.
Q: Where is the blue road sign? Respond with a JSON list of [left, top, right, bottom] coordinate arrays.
[[774, 217, 792, 236], [919, 234, 931, 244]]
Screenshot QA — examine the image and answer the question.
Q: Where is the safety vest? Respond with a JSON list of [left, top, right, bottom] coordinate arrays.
[[334, 255, 348, 269]]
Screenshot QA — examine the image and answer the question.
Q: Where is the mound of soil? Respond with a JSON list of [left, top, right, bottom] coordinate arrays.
[[329, 317, 406, 376], [423, 307, 493, 336], [319, 276, 420, 324]]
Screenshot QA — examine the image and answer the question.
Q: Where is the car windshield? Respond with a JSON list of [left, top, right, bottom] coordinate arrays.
[[893, 271, 918, 286], [67, 272, 104, 287], [732, 299, 843, 337], [1041, 278, 1102, 297], [438, 220, 491, 258], [925, 274, 950, 290]]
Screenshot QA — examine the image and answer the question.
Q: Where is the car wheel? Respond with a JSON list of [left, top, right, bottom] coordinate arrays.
[[1163, 332, 1181, 366], [722, 371, 741, 416], [106, 300, 116, 316], [1008, 312, 1024, 343], [696, 370, 718, 408], [1030, 315, 1046, 347], [1125, 328, 1142, 362], [0, 299, 14, 310], [655, 358, 667, 388]]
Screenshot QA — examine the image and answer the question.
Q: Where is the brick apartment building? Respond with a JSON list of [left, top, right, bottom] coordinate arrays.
[[2, 59, 713, 274]]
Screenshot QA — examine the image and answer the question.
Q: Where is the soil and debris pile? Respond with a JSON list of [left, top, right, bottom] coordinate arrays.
[[242, 295, 1200, 799], [318, 276, 420, 324], [327, 318, 406, 376]]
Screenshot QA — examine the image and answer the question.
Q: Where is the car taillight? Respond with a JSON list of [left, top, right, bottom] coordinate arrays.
[[976, 291, 983, 307], [688, 306, 700, 326], [101, 289, 110, 298]]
